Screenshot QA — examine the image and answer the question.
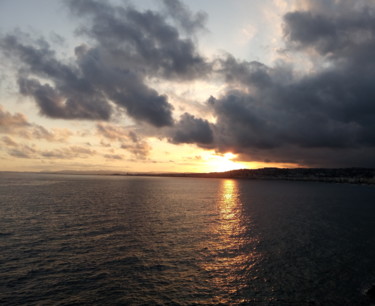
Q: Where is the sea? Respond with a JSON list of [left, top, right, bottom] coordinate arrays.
[[0, 172, 374, 305]]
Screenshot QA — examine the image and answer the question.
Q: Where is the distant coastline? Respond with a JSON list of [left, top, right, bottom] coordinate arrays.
[[123, 168, 375, 185], [3, 168, 375, 185]]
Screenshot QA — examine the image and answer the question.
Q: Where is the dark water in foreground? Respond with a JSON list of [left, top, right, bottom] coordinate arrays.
[[0, 173, 374, 305]]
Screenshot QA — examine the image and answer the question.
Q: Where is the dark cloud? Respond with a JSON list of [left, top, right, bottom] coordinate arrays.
[[161, 0, 207, 35], [216, 55, 273, 89], [0, 0, 211, 127], [237, 146, 375, 169], [18, 76, 111, 120], [284, 4, 375, 62], [1, 34, 112, 120], [1, 31, 173, 126], [205, 0, 375, 167], [169, 112, 213, 146], [67, 0, 209, 80], [74, 45, 174, 126]]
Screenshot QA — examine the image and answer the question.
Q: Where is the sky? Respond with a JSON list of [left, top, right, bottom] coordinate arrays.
[[1, 0, 375, 173]]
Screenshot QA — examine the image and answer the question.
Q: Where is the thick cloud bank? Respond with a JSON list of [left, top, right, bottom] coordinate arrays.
[[207, 0, 375, 167]]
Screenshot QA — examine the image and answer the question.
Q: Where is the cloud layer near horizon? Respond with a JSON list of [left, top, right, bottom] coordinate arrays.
[[1, 0, 375, 167]]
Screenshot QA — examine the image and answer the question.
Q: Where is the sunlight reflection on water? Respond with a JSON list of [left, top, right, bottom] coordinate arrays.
[[201, 179, 261, 303]]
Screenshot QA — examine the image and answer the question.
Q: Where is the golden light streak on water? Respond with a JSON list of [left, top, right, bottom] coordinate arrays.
[[201, 179, 261, 303]]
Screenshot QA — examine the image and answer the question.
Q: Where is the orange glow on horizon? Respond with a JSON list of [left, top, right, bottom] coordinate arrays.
[[204, 152, 247, 173], [191, 150, 301, 174]]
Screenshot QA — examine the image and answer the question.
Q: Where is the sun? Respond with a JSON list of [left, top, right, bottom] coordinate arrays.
[[205, 152, 246, 172], [223, 152, 236, 160]]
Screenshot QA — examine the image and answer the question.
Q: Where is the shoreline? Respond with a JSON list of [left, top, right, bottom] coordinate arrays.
[[123, 168, 375, 185], [2, 168, 375, 185]]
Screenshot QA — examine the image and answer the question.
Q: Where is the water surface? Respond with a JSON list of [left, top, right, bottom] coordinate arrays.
[[0, 173, 374, 305]]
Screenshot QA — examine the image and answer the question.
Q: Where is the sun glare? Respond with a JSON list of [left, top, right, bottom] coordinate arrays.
[[223, 152, 236, 160], [206, 152, 246, 172]]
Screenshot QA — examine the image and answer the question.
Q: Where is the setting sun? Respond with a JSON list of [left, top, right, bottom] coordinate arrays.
[[205, 152, 246, 172]]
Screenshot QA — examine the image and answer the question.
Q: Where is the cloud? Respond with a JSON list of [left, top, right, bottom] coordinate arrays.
[[1, 133, 95, 160], [67, 0, 209, 80], [0, 34, 113, 120], [96, 123, 131, 142], [0, 105, 72, 141], [97, 123, 151, 159], [0, 105, 30, 131], [169, 112, 213, 146], [104, 154, 123, 160], [40, 146, 96, 159], [1, 136, 18, 147], [161, 0, 207, 35], [6, 143, 37, 159], [120, 141, 150, 160], [18, 76, 111, 120], [29, 126, 73, 142], [204, 0, 375, 167], [284, 4, 375, 60], [0, 0, 211, 127]]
